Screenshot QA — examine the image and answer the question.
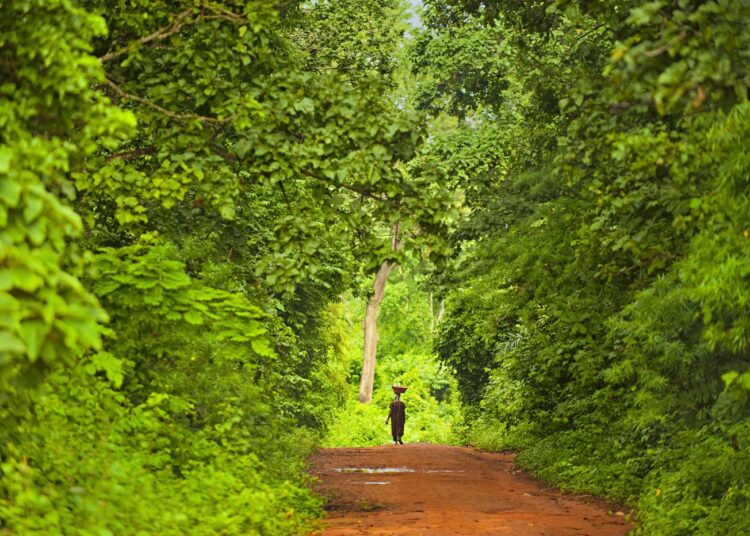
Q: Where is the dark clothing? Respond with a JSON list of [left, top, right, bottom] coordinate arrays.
[[387, 400, 406, 442]]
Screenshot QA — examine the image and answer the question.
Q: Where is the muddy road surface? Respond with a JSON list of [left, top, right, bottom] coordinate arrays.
[[310, 444, 632, 536]]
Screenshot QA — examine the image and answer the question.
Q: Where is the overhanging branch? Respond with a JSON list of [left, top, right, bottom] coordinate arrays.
[[99, 10, 195, 63], [301, 168, 383, 201], [98, 5, 246, 63], [105, 147, 156, 162], [103, 78, 234, 125]]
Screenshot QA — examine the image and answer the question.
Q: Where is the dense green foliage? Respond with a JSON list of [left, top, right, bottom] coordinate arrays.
[[0, 0, 447, 533], [6, 0, 750, 533], [413, 0, 750, 533], [324, 272, 459, 447]]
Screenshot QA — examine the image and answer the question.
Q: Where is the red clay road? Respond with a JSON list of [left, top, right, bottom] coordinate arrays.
[[309, 444, 632, 536]]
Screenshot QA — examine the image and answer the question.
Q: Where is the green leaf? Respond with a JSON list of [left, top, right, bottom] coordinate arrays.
[[24, 195, 44, 223], [219, 204, 236, 220], [183, 310, 203, 325], [91, 351, 124, 388], [0, 146, 11, 174], [250, 337, 275, 357], [721, 371, 739, 387], [19, 321, 48, 362], [0, 330, 25, 354], [0, 178, 21, 207]]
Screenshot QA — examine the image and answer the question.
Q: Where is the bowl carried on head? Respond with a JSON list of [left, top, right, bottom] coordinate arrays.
[[392, 385, 408, 394]]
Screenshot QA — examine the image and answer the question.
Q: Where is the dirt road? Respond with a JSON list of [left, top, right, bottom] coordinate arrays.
[[310, 444, 632, 536]]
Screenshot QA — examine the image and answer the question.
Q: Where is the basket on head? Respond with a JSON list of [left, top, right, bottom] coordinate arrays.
[[392, 385, 408, 394]]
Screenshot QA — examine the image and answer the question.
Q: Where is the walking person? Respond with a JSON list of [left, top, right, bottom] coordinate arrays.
[[386, 385, 407, 444]]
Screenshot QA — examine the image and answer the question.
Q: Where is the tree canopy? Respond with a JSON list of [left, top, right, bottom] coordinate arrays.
[[1, 0, 449, 532], [413, 1, 750, 533], [2, 0, 750, 534]]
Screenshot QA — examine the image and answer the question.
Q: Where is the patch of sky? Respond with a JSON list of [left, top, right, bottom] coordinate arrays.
[[407, 0, 423, 29]]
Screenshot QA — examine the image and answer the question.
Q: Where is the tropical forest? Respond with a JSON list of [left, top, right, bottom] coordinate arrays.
[[1, 0, 749, 534]]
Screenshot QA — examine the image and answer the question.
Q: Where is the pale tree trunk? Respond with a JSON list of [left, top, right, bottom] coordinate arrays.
[[436, 298, 445, 325], [430, 293, 445, 334], [358, 224, 400, 404], [357, 260, 393, 403], [430, 291, 435, 333]]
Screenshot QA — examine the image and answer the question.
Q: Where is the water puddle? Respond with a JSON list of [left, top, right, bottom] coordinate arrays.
[[334, 467, 464, 476], [363, 481, 391, 485], [335, 467, 415, 474], [425, 469, 466, 474]]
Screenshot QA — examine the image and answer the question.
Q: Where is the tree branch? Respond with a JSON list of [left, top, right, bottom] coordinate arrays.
[[213, 148, 239, 161], [105, 147, 156, 162], [99, 9, 195, 63], [98, 5, 247, 64], [99, 2, 254, 65], [103, 78, 233, 125], [202, 4, 245, 21], [644, 31, 687, 58], [301, 168, 384, 201], [562, 24, 606, 64]]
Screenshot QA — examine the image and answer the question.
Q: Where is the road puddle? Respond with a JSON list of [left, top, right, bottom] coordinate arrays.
[[363, 481, 391, 485], [334, 467, 464, 475], [425, 469, 465, 473], [335, 467, 415, 474]]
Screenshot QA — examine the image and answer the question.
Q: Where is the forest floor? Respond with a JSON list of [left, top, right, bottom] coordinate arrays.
[[309, 444, 632, 536]]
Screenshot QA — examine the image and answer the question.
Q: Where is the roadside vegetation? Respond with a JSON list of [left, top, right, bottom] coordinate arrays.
[[415, 2, 750, 534], [2, 0, 749, 534]]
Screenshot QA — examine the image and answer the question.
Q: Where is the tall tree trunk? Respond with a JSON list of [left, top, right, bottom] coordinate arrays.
[[436, 298, 445, 325], [358, 224, 400, 404], [357, 260, 393, 403], [430, 293, 445, 334], [430, 291, 435, 333]]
